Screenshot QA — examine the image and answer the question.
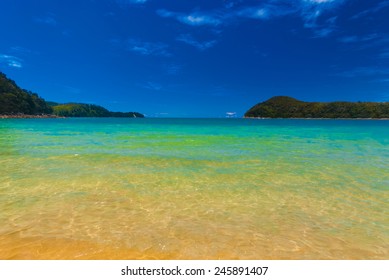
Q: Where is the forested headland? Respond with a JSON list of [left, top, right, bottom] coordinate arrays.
[[245, 96, 389, 119], [0, 72, 144, 118]]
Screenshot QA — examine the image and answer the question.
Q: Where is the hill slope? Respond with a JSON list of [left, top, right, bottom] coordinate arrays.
[[0, 72, 144, 118], [245, 96, 389, 118], [0, 72, 53, 115]]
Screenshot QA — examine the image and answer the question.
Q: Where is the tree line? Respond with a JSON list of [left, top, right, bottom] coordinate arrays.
[[245, 96, 389, 118]]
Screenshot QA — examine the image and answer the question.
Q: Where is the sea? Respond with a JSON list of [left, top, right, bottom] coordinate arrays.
[[0, 118, 388, 259]]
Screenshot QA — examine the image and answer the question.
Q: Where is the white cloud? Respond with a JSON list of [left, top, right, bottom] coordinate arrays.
[[127, 39, 171, 57], [305, 0, 337, 3], [157, 0, 346, 37], [176, 34, 217, 50], [237, 7, 271, 19], [157, 9, 221, 26], [182, 14, 221, 26], [0, 54, 23, 68], [298, 0, 345, 37], [236, 2, 297, 20], [117, 0, 147, 4]]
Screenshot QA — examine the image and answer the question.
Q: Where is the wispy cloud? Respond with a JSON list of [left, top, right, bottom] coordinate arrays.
[[337, 33, 389, 52], [34, 14, 57, 26], [380, 50, 389, 58], [236, 2, 297, 20], [305, 0, 338, 4], [117, 0, 147, 5], [338, 66, 389, 78], [351, 0, 389, 19], [127, 39, 171, 57], [338, 36, 359, 43], [157, 0, 347, 37], [176, 34, 217, 50], [224, 1, 236, 9], [157, 9, 221, 26], [298, 0, 346, 37], [338, 34, 377, 43], [140, 81, 163, 91], [164, 63, 182, 75], [312, 27, 333, 37], [0, 54, 23, 68], [236, 7, 271, 19], [9, 46, 32, 55], [374, 78, 389, 83]]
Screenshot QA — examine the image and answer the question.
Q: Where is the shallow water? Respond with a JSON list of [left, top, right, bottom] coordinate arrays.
[[0, 118, 388, 259]]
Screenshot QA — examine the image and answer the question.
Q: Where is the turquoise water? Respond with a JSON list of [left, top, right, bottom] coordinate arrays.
[[0, 118, 388, 259]]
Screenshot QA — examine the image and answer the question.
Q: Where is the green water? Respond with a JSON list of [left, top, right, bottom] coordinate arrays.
[[0, 118, 388, 259]]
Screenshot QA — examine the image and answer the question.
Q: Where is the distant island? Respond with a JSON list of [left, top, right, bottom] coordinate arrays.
[[245, 96, 389, 119], [0, 72, 144, 118]]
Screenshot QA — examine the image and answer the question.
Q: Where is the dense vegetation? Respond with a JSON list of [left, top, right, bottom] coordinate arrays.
[[245, 96, 389, 118], [52, 103, 144, 118], [0, 72, 144, 117], [0, 72, 53, 115]]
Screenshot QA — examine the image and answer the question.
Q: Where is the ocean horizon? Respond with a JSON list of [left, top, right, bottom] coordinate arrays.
[[0, 118, 388, 259]]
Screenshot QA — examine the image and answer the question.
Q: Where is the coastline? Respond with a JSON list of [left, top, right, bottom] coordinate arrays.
[[0, 114, 64, 119]]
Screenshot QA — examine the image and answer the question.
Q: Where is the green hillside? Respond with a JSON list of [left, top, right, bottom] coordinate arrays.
[[52, 103, 144, 118], [0, 72, 144, 118], [0, 72, 53, 115], [245, 96, 389, 118]]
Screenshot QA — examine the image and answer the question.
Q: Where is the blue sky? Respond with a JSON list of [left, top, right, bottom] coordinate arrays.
[[0, 0, 388, 117]]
